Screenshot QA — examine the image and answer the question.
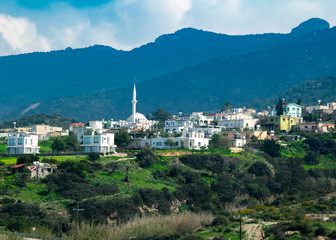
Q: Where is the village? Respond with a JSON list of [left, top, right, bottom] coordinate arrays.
[[0, 84, 335, 179]]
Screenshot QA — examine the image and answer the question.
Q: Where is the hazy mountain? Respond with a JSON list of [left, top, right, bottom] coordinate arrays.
[[272, 76, 336, 107], [0, 18, 335, 121]]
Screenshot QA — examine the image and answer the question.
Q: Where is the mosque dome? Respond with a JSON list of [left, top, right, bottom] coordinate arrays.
[[127, 112, 149, 123]]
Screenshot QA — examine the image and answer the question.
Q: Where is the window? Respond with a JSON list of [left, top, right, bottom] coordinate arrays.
[[156, 142, 162, 146], [18, 139, 23, 145], [93, 146, 99, 152], [198, 142, 201, 147], [291, 120, 293, 123], [8, 139, 15, 146], [84, 137, 91, 144], [94, 137, 99, 143], [305, 126, 308, 129], [276, 118, 279, 122], [25, 139, 27, 144], [246, 123, 248, 127], [271, 118, 274, 122], [282, 118, 285, 122]]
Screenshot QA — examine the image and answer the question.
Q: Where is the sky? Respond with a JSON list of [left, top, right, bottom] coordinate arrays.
[[0, 0, 335, 56]]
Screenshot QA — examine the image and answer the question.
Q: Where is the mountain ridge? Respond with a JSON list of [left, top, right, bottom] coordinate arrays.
[[0, 18, 335, 121]]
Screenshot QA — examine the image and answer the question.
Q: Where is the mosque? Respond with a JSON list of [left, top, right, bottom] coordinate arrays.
[[111, 84, 157, 130]]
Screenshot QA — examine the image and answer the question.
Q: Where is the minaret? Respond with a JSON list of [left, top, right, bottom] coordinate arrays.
[[132, 84, 137, 123]]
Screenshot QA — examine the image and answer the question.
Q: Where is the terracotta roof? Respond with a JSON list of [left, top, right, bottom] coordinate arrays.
[[206, 113, 227, 116], [70, 123, 85, 127], [11, 164, 26, 168]]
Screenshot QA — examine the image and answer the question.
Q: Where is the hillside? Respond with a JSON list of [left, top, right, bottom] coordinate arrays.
[[0, 114, 77, 129], [28, 30, 336, 121], [1, 133, 336, 239], [0, 18, 334, 120], [272, 76, 336, 106]]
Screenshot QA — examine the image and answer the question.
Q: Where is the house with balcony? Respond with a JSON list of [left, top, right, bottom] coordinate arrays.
[[6, 131, 40, 154], [271, 103, 302, 118], [81, 131, 116, 154]]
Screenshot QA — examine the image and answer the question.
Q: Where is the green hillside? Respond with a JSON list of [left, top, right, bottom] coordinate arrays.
[[1, 133, 336, 239]]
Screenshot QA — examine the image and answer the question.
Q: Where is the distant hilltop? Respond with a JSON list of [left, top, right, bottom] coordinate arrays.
[[0, 18, 336, 122]]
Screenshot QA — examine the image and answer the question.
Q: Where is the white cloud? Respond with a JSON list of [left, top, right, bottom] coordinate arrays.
[[1, 0, 336, 56], [0, 14, 50, 55]]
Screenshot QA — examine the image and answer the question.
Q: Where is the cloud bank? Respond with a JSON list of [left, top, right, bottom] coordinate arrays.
[[0, 0, 335, 56]]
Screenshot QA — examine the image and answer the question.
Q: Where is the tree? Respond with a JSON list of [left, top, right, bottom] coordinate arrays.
[[209, 134, 230, 149], [248, 162, 272, 178], [262, 139, 281, 158], [66, 132, 81, 151], [297, 98, 302, 106], [148, 108, 171, 122], [51, 138, 66, 152], [136, 147, 157, 168], [275, 99, 284, 116], [304, 151, 320, 165], [164, 138, 176, 149], [115, 130, 130, 147], [88, 152, 100, 162], [16, 155, 39, 165], [220, 102, 232, 113]]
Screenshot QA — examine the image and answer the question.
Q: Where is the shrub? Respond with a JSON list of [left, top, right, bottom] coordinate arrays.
[[136, 147, 157, 168], [262, 139, 281, 158], [304, 151, 320, 165], [16, 155, 39, 165], [88, 152, 100, 162]]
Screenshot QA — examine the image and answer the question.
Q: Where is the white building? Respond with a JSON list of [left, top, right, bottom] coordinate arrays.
[[164, 119, 195, 133], [29, 124, 64, 140], [81, 131, 116, 154], [27, 162, 54, 178], [109, 84, 157, 130], [217, 113, 258, 130], [6, 131, 40, 154], [130, 131, 210, 150]]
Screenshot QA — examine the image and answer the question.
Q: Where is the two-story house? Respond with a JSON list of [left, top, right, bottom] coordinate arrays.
[[6, 131, 40, 154]]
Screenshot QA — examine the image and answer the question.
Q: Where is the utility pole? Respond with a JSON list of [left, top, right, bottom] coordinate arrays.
[[239, 215, 242, 240], [73, 201, 84, 234]]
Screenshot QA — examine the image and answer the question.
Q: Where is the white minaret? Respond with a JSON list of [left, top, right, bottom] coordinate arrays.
[[132, 84, 137, 123]]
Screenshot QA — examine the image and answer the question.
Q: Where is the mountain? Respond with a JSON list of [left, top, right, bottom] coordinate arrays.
[[0, 18, 335, 121], [272, 76, 336, 107], [0, 114, 77, 129], [27, 30, 336, 121]]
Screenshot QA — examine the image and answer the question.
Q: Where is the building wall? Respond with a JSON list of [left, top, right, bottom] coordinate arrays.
[[81, 132, 116, 153], [267, 116, 296, 131], [218, 119, 258, 130], [6, 132, 40, 154]]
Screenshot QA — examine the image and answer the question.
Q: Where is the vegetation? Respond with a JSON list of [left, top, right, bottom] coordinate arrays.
[[209, 134, 230, 149], [1, 131, 336, 239], [148, 108, 172, 122], [115, 129, 130, 147], [0, 114, 77, 129]]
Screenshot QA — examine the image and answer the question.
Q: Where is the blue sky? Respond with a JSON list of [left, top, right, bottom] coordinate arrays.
[[0, 0, 335, 56]]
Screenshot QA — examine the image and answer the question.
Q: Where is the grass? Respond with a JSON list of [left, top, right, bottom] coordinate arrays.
[[303, 154, 336, 170], [0, 157, 17, 164], [39, 140, 53, 153], [69, 212, 214, 240], [89, 161, 176, 197]]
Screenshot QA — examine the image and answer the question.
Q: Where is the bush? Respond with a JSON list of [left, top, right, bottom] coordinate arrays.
[[136, 147, 157, 168], [304, 151, 320, 165], [88, 152, 100, 162], [262, 139, 281, 158], [16, 155, 39, 165]]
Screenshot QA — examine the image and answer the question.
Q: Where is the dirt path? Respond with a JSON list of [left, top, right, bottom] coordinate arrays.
[[243, 222, 275, 240]]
